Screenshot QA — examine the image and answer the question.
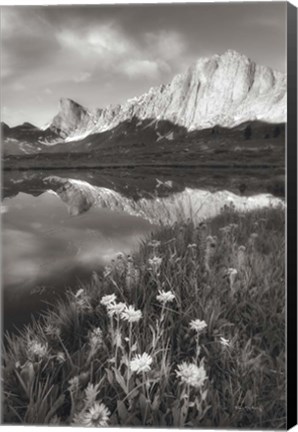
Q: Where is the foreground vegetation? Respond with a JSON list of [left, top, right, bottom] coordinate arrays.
[[2, 204, 285, 428]]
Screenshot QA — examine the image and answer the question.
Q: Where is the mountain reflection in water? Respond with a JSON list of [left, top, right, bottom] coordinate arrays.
[[2, 190, 155, 332]]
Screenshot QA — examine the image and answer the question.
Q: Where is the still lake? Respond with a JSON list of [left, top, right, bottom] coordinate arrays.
[[2, 168, 283, 333], [2, 176, 155, 333]]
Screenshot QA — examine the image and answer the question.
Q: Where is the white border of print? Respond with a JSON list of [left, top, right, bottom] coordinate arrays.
[[0, 1, 296, 432]]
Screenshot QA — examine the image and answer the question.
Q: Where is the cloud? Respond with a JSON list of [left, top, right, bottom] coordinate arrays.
[[73, 72, 92, 83], [1, 3, 286, 127], [1, 8, 59, 82], [56, 23, 174, 81], [122, 60, 160, 79], [145, 30, 186, 61], [57, 23, 135, 66]]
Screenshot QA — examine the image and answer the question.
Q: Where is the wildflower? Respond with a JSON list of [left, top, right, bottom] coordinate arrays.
[[176, 361, 207, 389], [84, 382, 100, 406], [107, 302, 127, 318], [88, 327, 103, 348], [103, 265, 113, 278], [56, 352, 66, 363], [121, 305, 142, 323], [100, 294, 117, 307], [75, 288, 84, 298], [68, 376, 80, 391], [219, 226, 231, 236], [130, 353, 153, 374], [27, 339, 48, 361], [189, 319, 207, 333], [156, 290, 176, 304], [220, 337, 230, 347], [76, 297, 92, 312], [148, 240, 161, 248], [148, 256, 162, 271], [73, 402, 111, 427], [226, 268, 238, 293], [187, 243, 197, 249], [44, 323, 61, 338]]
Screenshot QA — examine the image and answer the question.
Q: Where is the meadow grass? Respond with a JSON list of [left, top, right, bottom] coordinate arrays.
[[2, 204, 285, 428]]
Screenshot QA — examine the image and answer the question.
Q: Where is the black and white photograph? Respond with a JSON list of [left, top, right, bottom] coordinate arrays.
[[0, 1, 295, 428]]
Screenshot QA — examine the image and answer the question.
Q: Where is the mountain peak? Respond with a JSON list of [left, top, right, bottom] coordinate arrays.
[[50, 98, 92, 138], [21, 122, 38, 129], [59, 97, 86, 112], [49, 50, 286, 140]]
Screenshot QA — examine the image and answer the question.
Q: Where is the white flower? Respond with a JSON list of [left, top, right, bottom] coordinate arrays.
[[107, 302, 127, 318], [130, 353, 153, 374], [27, 340, 48, 360], [187, 243, 197, 249], [84, 382, 100, 406], [148, 240, 161, 250], [189, 319, 207, 333], [226, 268, 238, 288], [100, 294, 117, 307], [73, 401, 111, 427], [156, 290, 176, 304], [120, 305, 142, 323], [75, 288, 85, 298], [56, 352, 66, 363], [89, 327, 103, 348], [148, 256, 162, 266], [220, 337, 230, 347], [148, 256, 162, 272], [227, 267, 238, 275], [176, 362, 207, 388]]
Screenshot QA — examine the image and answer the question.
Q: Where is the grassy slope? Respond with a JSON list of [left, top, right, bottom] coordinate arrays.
[[2, 205, 285, 428]]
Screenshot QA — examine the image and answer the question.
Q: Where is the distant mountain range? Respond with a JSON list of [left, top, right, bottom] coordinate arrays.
[[2, 50, 286, 157]]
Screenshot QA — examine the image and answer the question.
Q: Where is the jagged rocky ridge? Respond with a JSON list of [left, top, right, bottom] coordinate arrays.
[[44, 175, 284, 224], [50, 50, 286, 141]]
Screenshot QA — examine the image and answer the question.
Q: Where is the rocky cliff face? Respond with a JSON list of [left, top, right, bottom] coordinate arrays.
[[49, 50, 286, 141], [50, 98, 97, 139]]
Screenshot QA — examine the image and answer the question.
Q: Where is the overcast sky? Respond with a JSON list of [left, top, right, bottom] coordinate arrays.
[[1, 2, 286, 127]]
